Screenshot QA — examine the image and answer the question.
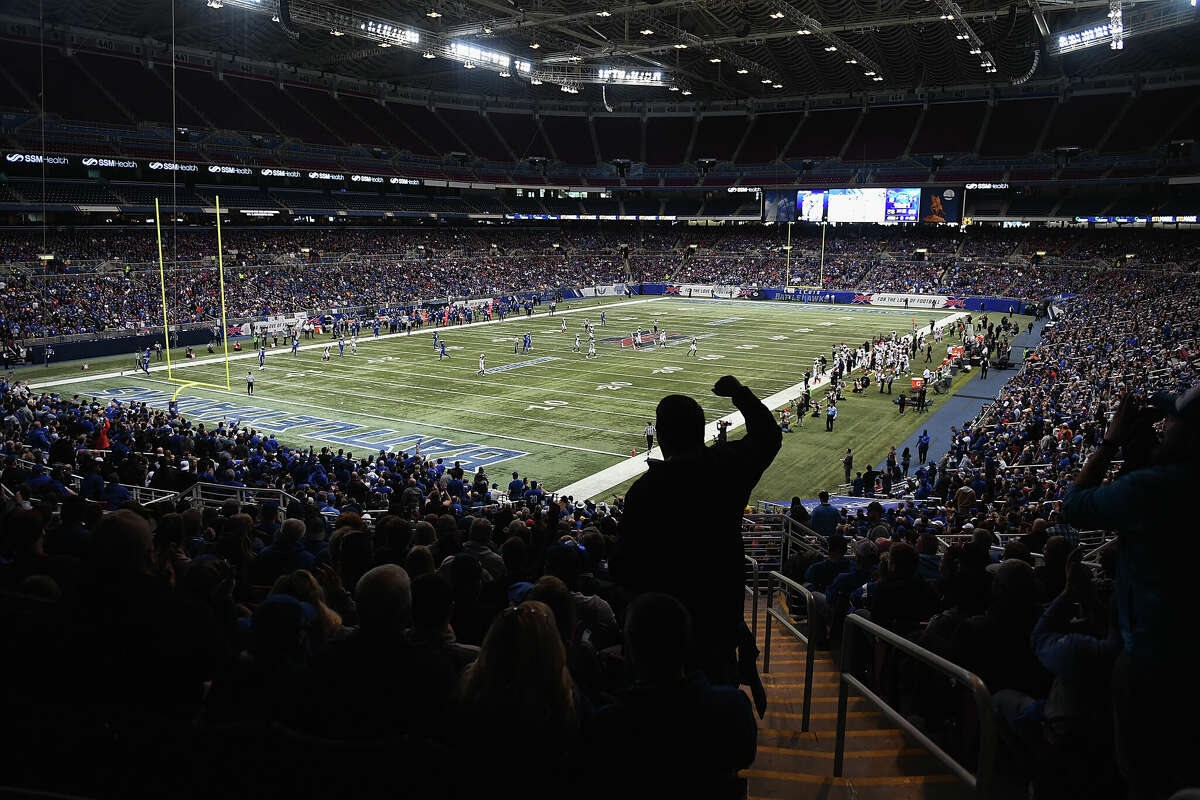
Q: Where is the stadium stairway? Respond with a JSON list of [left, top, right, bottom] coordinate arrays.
[[741, 596, 973, 800]]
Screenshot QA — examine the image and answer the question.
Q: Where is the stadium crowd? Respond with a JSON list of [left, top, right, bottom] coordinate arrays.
[[795, 267, 1199, 799], [1, 262, 1199, 798], [5, 224, 1199, 340]]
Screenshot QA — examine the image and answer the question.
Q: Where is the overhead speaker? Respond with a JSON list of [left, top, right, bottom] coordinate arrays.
[[277, 0, 301, 41]]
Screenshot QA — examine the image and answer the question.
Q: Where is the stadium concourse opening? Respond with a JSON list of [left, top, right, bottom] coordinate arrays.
[[3, 0, 1200, 797]]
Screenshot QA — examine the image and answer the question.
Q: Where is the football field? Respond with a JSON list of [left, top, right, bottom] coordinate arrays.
[[28, 296, 978, 503]]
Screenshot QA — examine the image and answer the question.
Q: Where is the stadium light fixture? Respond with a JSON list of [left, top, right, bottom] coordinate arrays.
[[772, 83, 783, 88], [797, 28, 812, 34], [499, 70, 510, 77], [736, 68, 749, 73], [595, 10, 611, 16], [823, 45, 838, 51], [426, 10, 441, 17], [769, 11, 785, 18], [640, 28, 654, 35], [378, 42, 390, 47], [463, 62, 475, 68], [681, 89, 692, 95], [423, 50, 436, 58], [709, 57, 722, 62], [673, 43, 688, 48], [761, 78, 772, 83], [872, 75, 883, 81], [668, 85, 679, 91], [530, 77, 543, 84], [863, 70, 876, 75], [529, 42, 541, 49], [206, 0, 223, 8], [844, 58, 857, 63], [329, 29, 344, 35]]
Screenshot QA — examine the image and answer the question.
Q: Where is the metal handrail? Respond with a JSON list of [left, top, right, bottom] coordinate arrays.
[[743, 554, 760, 639], [834, 613, 996, 798], [762, 570, 817, 733]]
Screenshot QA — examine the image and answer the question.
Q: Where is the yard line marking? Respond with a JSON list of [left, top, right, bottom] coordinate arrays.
[[134, 377, 630, 458], [27, 295, 671, 392], [269, 364, 642, 437]]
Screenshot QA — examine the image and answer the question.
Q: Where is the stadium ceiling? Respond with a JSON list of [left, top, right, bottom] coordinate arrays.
[[15, 0, 1200, 100]]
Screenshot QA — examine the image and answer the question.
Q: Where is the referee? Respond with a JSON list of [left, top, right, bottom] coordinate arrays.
[[644, 421, 656, 456]]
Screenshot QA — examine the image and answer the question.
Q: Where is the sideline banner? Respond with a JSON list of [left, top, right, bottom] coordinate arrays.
[[644, 283, 1025, 314]]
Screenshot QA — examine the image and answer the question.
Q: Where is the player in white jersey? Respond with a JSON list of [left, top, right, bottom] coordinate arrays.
[[350, 338, 358, 355], [657, 331, 667, 349], [322, 345, 331, 361], [634, 330, 643, 348], [477, 353, 486, 375], [561, 318, 567, 334], [652, 319, 659, 334], [572, 333, 581, 353], [587, 340, 597, 359], [687, 337, 698, 356]]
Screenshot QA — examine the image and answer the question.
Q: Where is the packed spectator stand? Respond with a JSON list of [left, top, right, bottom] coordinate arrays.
[[3, 228, 1200, 797], [3, 223, 1196, 342]]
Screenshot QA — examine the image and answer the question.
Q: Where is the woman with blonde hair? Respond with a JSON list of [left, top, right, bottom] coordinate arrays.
[[269, 569, 347, 650], [455, 601, 578, 793]]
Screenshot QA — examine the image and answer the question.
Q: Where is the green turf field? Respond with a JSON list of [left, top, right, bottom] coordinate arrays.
[[25, 296, 989, 503]]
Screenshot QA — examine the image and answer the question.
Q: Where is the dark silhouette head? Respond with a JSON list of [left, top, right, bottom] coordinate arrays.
[[655, 394, 705, 457]]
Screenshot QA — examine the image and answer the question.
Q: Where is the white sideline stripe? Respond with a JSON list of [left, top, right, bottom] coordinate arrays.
[[26, 296, 667, 392], [134, 377, 630, 458], [553, 311, 969, 500]]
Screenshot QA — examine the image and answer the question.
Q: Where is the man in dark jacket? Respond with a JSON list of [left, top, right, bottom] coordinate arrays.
[[589, 593, 757, 797], [614, 375, 782, 684]]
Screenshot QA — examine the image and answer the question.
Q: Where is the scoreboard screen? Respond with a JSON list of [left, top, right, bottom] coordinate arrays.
[[763, 186, 953, 223], [796, 190, 827, 222], [826, 188, 886, 222], [884, 188, 921, 222]]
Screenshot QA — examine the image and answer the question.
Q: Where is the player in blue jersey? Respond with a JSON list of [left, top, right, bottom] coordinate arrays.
[[258, 346, 266, 370], [141, 352, 151, 375], [373, 320, 380, 337], [433, 331, 440, 350], [600, 310, 606, 327], [291, 335, 299, 355], [439, 341, 451, 360]]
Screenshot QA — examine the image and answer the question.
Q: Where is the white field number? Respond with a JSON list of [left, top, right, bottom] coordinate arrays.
[[526, 399, 569, 411], [653, 366, 683, 374], [596, 381, 633, 390]]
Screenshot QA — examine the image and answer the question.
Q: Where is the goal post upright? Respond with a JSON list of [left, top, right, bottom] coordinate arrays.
[[215, 195, 231, 391], [156, 195, 234, 395], [155, 198, 175, 379]]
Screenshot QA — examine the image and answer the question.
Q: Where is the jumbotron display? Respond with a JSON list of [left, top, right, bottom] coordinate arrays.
[[765, 187, 962, 224]]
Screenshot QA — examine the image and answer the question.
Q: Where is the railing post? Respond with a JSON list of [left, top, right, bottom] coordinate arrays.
[[750, 558, 759, 639], [833, 624, 852, 777], [802, 590, 816, 733], [762, 572, 773, 674], [973, 675, 997, 800]]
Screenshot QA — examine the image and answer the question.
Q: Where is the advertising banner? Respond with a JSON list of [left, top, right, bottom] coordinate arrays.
[[920, 187, 963, 223]]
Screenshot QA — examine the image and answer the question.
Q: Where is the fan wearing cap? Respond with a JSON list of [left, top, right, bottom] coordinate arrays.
[[1061, 388, 1200, 799]]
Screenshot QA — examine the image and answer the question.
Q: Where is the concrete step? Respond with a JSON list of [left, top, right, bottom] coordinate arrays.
[[745, 771, 970, 800]]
